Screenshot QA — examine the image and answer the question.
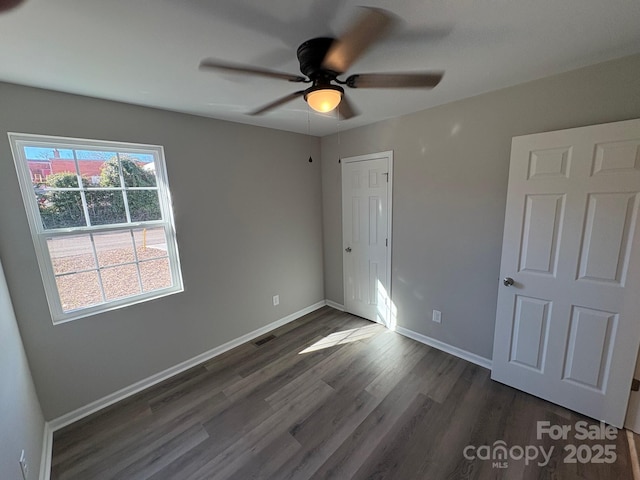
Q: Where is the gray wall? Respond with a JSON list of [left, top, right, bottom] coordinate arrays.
[[321, 53, 640, 360], [0, 82, 324, 419], [0, 259, 45, 480]]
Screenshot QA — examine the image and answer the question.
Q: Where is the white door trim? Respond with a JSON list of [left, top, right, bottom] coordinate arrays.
[[341, 150, 394, 326]]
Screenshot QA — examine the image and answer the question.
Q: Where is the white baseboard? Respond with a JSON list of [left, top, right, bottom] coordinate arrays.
[[39, 422, 53, 480], [325, 300, 345, 311], [48, 300, 326, 433], [395, 326, 492, 370], [322, 301, 490, 369]]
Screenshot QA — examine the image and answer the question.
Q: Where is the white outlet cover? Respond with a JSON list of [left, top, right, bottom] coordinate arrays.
[[432, 310, 442, 323], [273, 295, 279, 306]]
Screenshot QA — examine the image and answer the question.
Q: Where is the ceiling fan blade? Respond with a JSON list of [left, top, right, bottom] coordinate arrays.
[[322, 7, 395, 74], [338, 95, 358, 120], [199, 59, 307, 83], [346, 72, 444, 89], [249, 91, 305, 115]]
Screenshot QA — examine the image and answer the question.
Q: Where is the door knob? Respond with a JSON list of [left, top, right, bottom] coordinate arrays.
[[345, 247, 352, 253], [503, 277, 514, 287]]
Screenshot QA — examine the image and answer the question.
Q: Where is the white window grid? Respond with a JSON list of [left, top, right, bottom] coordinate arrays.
[[49, 228, 172, 303], [8, 133, 184, 324]]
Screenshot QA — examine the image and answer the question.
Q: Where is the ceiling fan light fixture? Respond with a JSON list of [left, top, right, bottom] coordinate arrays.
[[305, 84, 344, 113]]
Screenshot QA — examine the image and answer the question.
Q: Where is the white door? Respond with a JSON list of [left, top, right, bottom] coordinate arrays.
[[492, 118, 640, 427], [342, 151, 393, 326]]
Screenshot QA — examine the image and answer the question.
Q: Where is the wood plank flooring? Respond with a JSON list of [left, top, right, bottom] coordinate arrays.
[[50, 307, 636, 479]]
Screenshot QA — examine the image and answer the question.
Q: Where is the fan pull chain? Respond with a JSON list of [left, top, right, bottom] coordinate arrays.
[[337, 108, 342, 164], [307, 104, 313, 163]]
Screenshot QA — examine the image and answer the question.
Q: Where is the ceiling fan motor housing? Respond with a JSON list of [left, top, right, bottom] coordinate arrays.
[[303, 83, 344, 99], [296, 37, 337, 80]]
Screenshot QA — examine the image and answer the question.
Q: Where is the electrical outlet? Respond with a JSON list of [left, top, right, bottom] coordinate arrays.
[[432, 310, 442, 324], [273, 295, 280, 306], [19, 449, 28, 480]]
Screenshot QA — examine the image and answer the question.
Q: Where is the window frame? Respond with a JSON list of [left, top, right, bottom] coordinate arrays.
[[8, 132, 184, 324]]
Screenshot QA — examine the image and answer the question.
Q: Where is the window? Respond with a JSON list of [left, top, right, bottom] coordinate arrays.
[[9, 133, 183, 324]]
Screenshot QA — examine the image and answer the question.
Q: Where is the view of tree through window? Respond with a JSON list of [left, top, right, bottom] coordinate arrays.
[[11, 136, 183, 323], [32, 149, 160, 229]]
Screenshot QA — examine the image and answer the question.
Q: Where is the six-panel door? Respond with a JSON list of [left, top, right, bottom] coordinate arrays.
[[342, 155, 390, 324], [492, 119, 640, 427]]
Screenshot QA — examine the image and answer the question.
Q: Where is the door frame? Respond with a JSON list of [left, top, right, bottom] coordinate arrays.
[[341, 150, 394, 327]]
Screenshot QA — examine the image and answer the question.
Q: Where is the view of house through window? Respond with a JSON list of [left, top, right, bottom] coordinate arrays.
[[9, 134, 183, 323]]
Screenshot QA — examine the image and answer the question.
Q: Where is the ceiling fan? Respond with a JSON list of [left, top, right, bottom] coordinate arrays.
[[199, 7, 444, 119]]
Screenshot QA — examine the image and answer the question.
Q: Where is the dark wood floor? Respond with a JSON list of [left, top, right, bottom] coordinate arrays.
[[51, 307, 635, 479]]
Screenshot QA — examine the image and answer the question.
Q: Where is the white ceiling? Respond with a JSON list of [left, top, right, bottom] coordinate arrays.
[[1, 0, 639, 136]]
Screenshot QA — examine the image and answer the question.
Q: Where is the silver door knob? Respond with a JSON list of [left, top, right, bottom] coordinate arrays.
[[345, 247, 352, 253], [503, 277, 514, 287]]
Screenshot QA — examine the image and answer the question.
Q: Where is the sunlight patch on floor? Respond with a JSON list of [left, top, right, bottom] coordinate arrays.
[[298, 324, 381, 354]]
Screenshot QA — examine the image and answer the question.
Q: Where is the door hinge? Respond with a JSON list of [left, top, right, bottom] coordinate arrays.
[[632, 378, 640, 392], [385, 238, 388, 247], [382, 172, 389, 182]]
